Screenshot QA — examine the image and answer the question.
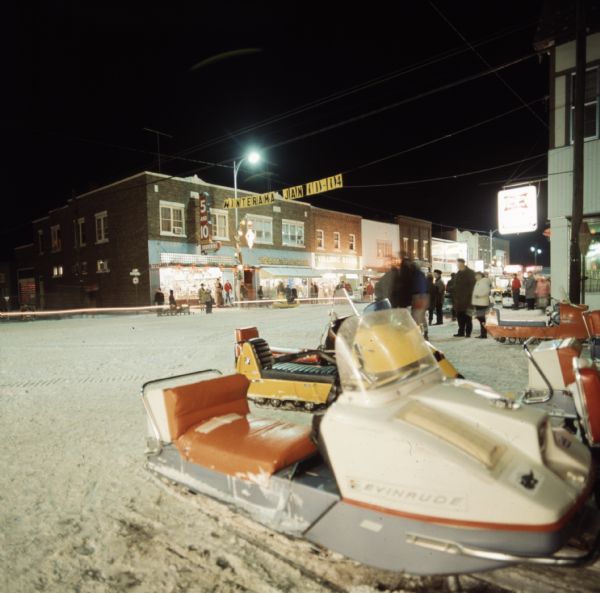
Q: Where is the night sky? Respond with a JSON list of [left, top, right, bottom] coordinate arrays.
[[2, 1, 551, 264]]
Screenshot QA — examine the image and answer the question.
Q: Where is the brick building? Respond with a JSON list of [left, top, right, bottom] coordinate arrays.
[[396, 215, 432, 269], [311, 207, 362, 295], [14, 171, 366, 307]]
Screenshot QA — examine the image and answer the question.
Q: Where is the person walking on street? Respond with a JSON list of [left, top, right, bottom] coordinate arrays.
[[535, 276, 550, 310], [223, 280, 232, 306], [511, 274, 522, 310], [431, 270, 445, 325], [215, 280, 224, 307], [154, 287, 165, 316], [453, 259, 476, 338], [446, 272, 456, 320], [524, 272, 536, 310], [472, 271, 491, 338]]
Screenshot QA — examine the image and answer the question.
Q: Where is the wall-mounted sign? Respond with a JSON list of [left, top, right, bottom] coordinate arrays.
[[199, 192, 211, 245], [497, 185, 537, 234], [223, 173, 343, 209]]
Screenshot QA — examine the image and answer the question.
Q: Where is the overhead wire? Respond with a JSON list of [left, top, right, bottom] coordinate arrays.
[[168, 18, 541, 161], [429, 1, 548, 130]]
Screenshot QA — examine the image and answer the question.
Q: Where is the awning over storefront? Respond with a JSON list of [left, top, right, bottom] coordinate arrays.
[[260, 267, 321, 278]]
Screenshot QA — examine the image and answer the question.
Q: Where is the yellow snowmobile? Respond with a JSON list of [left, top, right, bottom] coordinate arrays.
[[234, 299, 462, 411]]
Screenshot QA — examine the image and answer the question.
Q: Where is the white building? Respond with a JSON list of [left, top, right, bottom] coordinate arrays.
[[361, 219, 400, 279], [540, 27, 600, 306]]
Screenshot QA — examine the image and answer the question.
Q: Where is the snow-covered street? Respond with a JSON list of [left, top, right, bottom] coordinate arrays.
[[1, 305, 599, 593]]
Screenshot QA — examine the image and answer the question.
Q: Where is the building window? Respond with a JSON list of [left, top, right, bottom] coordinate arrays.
[[422, 240, 429, 260], [38, 229, 44, 255], [160, 201, 185, 236], [413, 239, 419, 259], [95, 211, 109, 243], [73, 261, 88, 276], [282, 220, 305, 247], [333, 232, 341, 250], [210, 208, 229, 240], [349, 234, 356, 251], [246, 214, 272, 244], [74, 217, 86, 247], [402, 237, 409, 255], [377, 240, 392, 258], [51, 225, 62, 252], [52, 265, 63, 278], [316, 229, 324, 249], [96, 259, 110, 273], [570, 67, 599, 142]]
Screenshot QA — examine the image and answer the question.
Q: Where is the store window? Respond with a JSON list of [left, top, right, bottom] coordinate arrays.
[[377, 240, 392, 258], [51, 225, 62, 252], [570, 67, 599, 142], [349, 233, 356, 251], [316, 229, 324, 249], [282, 220, 305, 246], [246, 214, 273, 244], [160, 201, 185, 236], [95, 211, 109, 243], [584, 218, 600, 293], [210, 208, 229, 240], [333, 232, 341, 250]]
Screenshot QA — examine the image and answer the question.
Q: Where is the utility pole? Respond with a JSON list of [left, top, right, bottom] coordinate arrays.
[[569, 0, 586, 303], [143, 128, 173, 173]]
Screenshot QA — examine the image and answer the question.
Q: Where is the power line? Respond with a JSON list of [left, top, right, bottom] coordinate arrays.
[[343, 153, 546, 188], [262, 52, 539, 153], [429, 1, 548, 129], [341, 96, 548, 175], [169, 19, 540, 161]]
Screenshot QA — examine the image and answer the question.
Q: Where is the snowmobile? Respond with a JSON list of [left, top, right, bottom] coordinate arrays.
[[142, 308, 600, 576], [519, 333, 600, 504], [486, 301, 591, 344], [233, 299, 462, 411]]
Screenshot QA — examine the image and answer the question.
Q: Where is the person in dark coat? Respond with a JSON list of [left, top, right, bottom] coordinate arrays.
[[446, 272, 456, 320], [453, 259, 476, 337], [430, 270, 445, 325]]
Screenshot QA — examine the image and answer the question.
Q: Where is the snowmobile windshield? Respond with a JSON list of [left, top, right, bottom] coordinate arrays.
[[335, 308, 437, 391]]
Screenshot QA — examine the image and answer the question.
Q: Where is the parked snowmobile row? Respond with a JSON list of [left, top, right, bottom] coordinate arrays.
[[141, 307, 600, 576], [486, 302, 593, 344]]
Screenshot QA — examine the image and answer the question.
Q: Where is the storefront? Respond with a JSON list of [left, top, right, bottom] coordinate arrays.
[[313, 253, 362, 296], [154, 252, 237, 303]]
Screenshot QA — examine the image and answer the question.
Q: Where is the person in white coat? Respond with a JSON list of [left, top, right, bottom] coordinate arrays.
[[472, 272, 492, 339]]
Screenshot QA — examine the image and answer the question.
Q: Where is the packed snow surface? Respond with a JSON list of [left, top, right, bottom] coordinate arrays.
[[1, 304, 599, 593]]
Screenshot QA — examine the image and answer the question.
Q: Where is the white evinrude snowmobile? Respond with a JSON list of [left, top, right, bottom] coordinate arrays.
[[142, 308, 600, 575]]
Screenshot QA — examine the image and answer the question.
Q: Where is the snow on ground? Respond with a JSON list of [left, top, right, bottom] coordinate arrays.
[[0, 304, 598, 593]]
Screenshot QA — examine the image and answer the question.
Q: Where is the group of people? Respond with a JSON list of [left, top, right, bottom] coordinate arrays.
[[153, 279, 235, 315], [376, 256, 549, 341], [510, 273, 550, 310]]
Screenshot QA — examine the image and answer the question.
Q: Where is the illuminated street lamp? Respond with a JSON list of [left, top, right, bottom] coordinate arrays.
[[530, 246, 542, 266], [232, 151, 261, 300]]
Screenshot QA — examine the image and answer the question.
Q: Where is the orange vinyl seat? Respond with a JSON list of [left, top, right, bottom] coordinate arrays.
[[163, 373, 317, 478]]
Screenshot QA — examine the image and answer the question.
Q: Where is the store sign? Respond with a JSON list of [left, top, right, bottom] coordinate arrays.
[[199, 193, 211, 245], [497, 185, 537, 234], [259, 256, 309, 266], [223, 173, 343, 209], [314, 253, 359, 269]]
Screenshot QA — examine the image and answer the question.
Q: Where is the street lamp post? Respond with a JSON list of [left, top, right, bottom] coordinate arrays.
[[232, 151, 261, 300], [530, 246, 542, 266], [489, 229, 499, 270]]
